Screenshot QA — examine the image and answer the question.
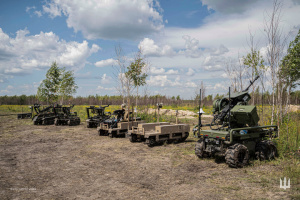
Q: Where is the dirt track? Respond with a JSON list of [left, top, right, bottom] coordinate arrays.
[[0, 114, 294, 199]]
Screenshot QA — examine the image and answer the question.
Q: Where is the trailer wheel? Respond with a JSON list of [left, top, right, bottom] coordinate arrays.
[[147, 137, 156, 147], [129, 134, 137, 143], [109, 131, 116, 138], [99, 130, 106, 136], [180, 132, 189, 142], [255, 140, 277, 161], [225, 144, 249, 168], [195, 140, 205, 158]]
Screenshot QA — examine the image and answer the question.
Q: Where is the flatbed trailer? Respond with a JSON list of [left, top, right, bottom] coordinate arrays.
[[128, 122, 190, 147], [97, 120, 145, 138]]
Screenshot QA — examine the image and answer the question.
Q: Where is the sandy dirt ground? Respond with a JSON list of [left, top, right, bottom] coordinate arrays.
[[0, 114, 295, 200], [146, 108, 213, 119]]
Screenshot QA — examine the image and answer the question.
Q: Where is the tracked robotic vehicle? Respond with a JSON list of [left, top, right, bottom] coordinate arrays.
[[194, 76, 278, 168], [53, 104, 80, 126], [32, 104, 56, 125], [97, 105, 144, 138], [86, 105, 111, 128], [127, 103, 190, 147]]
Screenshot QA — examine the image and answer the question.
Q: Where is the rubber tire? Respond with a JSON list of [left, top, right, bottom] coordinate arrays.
[[129, 134, 137, 143], [255, 140, 277, 161], [225, 143, 249, 168], [180, 132, 189, 142], [147, 138, 156, 147], [99, 130, 106, 136], [195, 140, 205, 158]]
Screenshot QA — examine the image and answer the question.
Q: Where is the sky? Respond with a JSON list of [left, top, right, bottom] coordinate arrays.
[[0, 0, 299, 99]]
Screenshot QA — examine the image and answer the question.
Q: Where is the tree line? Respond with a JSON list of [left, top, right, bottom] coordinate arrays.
[[1, 91, 299, 106]]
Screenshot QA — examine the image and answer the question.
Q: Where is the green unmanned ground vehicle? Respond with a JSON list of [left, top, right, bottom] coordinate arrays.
[[32, 103, 56, 125], [194, 76, 278, 168], [53, 104, 81, 126], [86, 105, 111, 128]]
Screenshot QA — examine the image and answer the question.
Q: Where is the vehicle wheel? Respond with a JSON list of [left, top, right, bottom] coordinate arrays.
[[255, 140, 277, 161], [195, 140, 205, 158], [147, 137, 156, 147], [129, 134, 137, 143], [180, 132, 189, 142], [98, 130, 105, 136], [166, 139, 173, 144], [87, 123, 90, 128], [67, 120, 71, 126], [54, 119, 59, 126], [225, 143, 249, 168]]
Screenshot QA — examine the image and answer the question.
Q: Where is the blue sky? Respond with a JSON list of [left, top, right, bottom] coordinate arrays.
[[0, 0, 299, 99]]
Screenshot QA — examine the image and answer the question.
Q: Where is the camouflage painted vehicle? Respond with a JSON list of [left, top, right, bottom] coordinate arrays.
[[128, 122, 190, 147], [97, 105, 144, 138], [194, 76, 278, 168], [32, 104, 56, 125], [86, 105, 111, 128], [127, 103, 190, 147], [53, 104, 80, 126]]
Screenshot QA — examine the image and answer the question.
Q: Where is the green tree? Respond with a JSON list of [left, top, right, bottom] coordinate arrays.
[[37, 62, 77, 104], [59, 69, 78, 104], [280, 29, 300, 118], [281, 29, 300, 91], [125, 50, 148, 119], [243, 50, 265, 105]]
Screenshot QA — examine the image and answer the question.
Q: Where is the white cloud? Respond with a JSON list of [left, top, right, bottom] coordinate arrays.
[[147, 75, 197, 88], [0, 28, 100, 75], [214, 83, 227, 90], [149, 67, 178, 75], [100, 74, 112, 84], [180, 35, 203, 58], [42, 3, 62, 18], [139, 38, 175, 57], [185, 81, 197, 88], [97, 86, 113, 91], [95, 58, 117, 68], [186, 68, 195, 76], [26, 6, 43, 17], [34, 10, 42, 17], [211, 44, 229, 56], [43, 0, 164, 40]]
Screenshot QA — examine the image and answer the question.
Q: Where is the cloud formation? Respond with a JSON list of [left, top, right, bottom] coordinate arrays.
[[0, 28, 99, 76], [139, 38, 175, 57], [150, 67, 178, 75], [95, 58, 117, 68], [43, 0, 164, 40]]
